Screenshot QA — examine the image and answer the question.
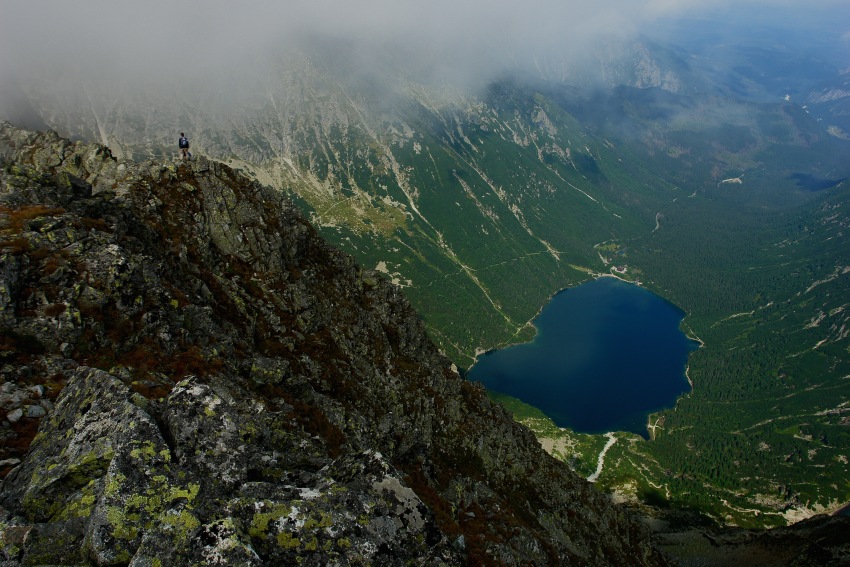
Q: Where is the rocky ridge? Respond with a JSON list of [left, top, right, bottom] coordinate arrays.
[[0, 123, 666, 565]]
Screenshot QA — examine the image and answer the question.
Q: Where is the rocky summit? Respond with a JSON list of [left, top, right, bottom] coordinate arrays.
[[0, 123, 667, 566]]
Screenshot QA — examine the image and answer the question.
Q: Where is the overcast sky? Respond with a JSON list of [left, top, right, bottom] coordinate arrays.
[[1, 0, 848, 90]]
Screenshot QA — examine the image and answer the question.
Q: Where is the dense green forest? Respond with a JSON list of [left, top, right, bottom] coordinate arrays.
[[627, 180, 850, 526], [281, 79, 850, 526], [492, 114, 850, 526]]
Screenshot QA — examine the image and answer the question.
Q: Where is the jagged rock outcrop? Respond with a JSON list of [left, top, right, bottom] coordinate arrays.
[[0, 123, 668, 565]]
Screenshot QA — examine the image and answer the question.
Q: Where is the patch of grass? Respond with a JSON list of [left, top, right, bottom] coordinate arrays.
[[0, 205, 65, 232]]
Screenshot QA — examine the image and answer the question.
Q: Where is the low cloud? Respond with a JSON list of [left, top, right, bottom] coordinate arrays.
[[1, 0, 847, 98]]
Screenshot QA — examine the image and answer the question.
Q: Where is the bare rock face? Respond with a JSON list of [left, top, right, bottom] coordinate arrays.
[[0, 122, 668, 566], [2, 366, 447, 565]]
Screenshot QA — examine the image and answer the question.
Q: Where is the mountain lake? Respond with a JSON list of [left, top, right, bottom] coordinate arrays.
[[467, 276, 699, 438]]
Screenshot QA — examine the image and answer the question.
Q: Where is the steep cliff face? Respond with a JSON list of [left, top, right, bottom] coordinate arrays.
[[0, 123, 667, 565]]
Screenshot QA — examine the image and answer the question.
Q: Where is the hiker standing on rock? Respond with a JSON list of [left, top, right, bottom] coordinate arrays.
[[179, 132, 190, 160]]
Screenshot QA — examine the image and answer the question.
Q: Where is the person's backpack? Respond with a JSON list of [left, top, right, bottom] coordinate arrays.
[[179, 136, 189, 149]]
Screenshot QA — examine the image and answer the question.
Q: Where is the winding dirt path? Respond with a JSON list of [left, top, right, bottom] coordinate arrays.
[[587, 432, 617, 482]]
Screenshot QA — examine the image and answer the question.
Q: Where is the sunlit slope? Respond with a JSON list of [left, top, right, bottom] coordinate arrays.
[[16, 56, 678, 362], [253, 74, 850, 364], [17, 45, 846, 365], [208, 75, 673, 363]]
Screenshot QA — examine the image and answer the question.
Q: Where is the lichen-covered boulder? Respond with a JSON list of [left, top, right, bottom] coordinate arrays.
[[0, 367, 197, 564], [0, 368, 456, 566]]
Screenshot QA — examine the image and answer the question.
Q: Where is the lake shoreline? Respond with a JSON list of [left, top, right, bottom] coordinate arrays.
[[470, 270, 666, 367], [468, 276, 697, 437]]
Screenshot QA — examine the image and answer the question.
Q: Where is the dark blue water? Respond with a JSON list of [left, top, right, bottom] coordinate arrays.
[[467, 277, 698, 437], [789, 173, 845, 192]]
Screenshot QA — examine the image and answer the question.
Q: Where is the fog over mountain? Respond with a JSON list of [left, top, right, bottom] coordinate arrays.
[[2, 0, 848, 99]]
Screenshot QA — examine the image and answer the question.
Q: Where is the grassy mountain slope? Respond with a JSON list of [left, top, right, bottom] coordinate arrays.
[[514, 173, 850, 527]]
